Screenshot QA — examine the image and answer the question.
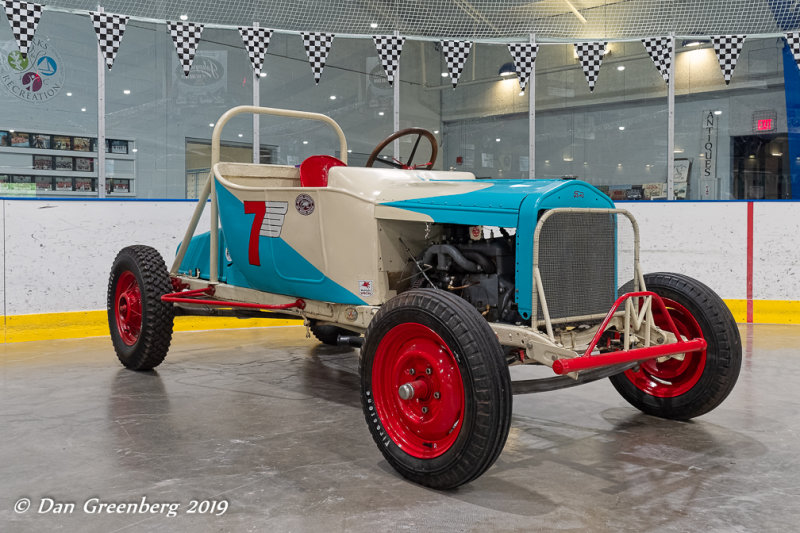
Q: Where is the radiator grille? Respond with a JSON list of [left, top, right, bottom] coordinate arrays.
[[533, 210, 635, 325]]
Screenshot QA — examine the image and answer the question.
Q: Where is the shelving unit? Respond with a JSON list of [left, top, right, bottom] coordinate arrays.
[[0, 129, 136, 197]]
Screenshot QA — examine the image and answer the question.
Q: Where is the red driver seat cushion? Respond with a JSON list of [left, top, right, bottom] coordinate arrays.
[[299, 155, 347, 187]]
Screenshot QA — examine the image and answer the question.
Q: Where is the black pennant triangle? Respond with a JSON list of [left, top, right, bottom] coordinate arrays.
[[90, 11, 129, 70], [785, 33, 800, 72], [442, 40, 472, 88], [168, 21, 204, 77], [3, 0, 42, 55], [642, 37, 672, 83], [238, 26, 273, 77], [507, 42, 538, 92], [301, 32, 334, 84], [711, 35, 746, 85], [574, 42, 606, 92], [373, 35, 405, 86]]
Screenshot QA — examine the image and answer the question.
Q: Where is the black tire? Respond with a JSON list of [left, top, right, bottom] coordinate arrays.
[[360, 289, 512, 489], [309, 321, 356, 346], [107, 245, 175, 370], [609, 272, 741, 420]]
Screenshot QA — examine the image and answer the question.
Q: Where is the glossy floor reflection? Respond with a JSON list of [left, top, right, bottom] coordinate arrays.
[[1, 324, 798, 532]]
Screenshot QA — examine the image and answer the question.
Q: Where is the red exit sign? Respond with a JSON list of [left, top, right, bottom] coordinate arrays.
[[752, 111, 777, 133], [756, 119, 773, 131]]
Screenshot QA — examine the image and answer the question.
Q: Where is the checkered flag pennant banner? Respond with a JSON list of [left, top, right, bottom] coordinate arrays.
[[3, 0, 43, 55], [301, 32, 334, 84], [168, 21, 204, 77], [574, 42, 606, 91], [642, 37, 672, 83], [442, 40, 472, 88], [786, 33, 800, 71], [711, 35, 746, 85], [507, 42, 539, 92], [90, 11, 129, 70], [373, 35, 405, 86], [238, 26, 273, 76]]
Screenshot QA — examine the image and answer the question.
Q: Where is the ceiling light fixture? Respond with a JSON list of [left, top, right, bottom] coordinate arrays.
[[179, 14, 188, 21], [617, 65, 625, 71], [123, 89, 130, 95], [498, 62, 516, 77]]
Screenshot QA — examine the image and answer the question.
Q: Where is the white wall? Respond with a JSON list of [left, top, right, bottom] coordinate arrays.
[[3, 199, 209, 315], [1, 199, 798, 319]]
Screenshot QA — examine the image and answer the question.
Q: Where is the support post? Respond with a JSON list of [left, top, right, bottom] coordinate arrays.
[[393, 30, 400, 161], [252, 22, 260, 164], [529, 33, 536, 179], [667, 33, 676, 200], [96, 5, 106, 198]]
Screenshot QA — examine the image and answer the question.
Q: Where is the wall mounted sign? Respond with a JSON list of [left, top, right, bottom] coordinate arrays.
[[752, 110, 777, 133], [1, 37, 64, 102]]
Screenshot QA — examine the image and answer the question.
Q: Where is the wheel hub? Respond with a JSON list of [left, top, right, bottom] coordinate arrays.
[[114, 271, 143, 346], [624, 297, 707, 398], [372, 323, 465, 459]]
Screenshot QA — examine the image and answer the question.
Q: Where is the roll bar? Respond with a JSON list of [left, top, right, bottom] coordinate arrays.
[[170, 106, 348, 281]]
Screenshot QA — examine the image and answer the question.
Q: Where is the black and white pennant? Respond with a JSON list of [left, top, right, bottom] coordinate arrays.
[[3, 0, 42, 55], [507, 42, 539, 92], [168, 21, 204, 77], [786, 32, 800, 71], [90, 11, 129, 70], [238, 26, 273, 77], [642, 37, 672, 83], [574, 42, 606, 92], [301, 32, 334, 84], [442, 40, 472, 88], [373, 35, 405, 86], [711, 35, 746, 85]]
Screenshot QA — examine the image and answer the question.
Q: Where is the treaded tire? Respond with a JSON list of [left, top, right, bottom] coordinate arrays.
[[107, 245, 175, 370], [609, 272, 741, 420], [309, 321, 356, 346], [360, 289, 512, 489]]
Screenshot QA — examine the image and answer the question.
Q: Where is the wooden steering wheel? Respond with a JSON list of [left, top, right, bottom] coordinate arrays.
[[365, 128, 438, 170]]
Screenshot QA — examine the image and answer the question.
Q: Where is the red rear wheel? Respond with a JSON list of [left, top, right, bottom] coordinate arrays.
[[114, 271, 143, 346], [623, 297, 706, 398], [107, 246, 175, 370], [372, 323, 464, 459]]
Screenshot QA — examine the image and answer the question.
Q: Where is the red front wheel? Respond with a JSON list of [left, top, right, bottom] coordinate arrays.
[[610, 273, 741, 420], [360, 289, 512, 489]]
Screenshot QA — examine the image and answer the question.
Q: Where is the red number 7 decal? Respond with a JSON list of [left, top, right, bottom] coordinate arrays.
[[244, 201, 265, 266]]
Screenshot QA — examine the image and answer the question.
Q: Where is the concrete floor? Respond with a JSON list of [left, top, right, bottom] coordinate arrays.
[[1, 324, 798, 532]]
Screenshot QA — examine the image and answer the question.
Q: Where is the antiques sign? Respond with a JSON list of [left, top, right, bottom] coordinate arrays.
[[700, 110, 718, 181]]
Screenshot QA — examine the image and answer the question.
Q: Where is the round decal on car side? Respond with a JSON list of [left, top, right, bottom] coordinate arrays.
[[295, 194, 315, 216]]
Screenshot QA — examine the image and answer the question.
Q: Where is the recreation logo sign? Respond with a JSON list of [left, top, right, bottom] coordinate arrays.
[[1, 38, 65, 102]]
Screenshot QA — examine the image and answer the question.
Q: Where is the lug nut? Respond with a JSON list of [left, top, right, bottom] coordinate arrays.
[[408, 368, 415, 375], [421, 407, 429, 414], [433, 392, 440, 399], [426, 367, 432, 375]]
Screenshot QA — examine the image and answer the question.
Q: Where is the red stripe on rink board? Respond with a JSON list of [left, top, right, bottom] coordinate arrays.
[[747, 202, 754, 323]]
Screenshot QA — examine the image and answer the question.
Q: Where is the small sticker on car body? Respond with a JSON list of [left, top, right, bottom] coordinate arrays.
[[359, 280, 374, 297]]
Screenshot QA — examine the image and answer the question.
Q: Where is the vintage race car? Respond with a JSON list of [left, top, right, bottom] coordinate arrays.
[[107, 106, 742, 489]]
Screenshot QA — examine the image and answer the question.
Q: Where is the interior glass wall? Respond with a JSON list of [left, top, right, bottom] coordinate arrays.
[[0, 11, 795, 201], [0, 11, 98, 196], [535, 41, 669, 200], [441, 43, 531, 179], [674, 37, 789, 200]]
